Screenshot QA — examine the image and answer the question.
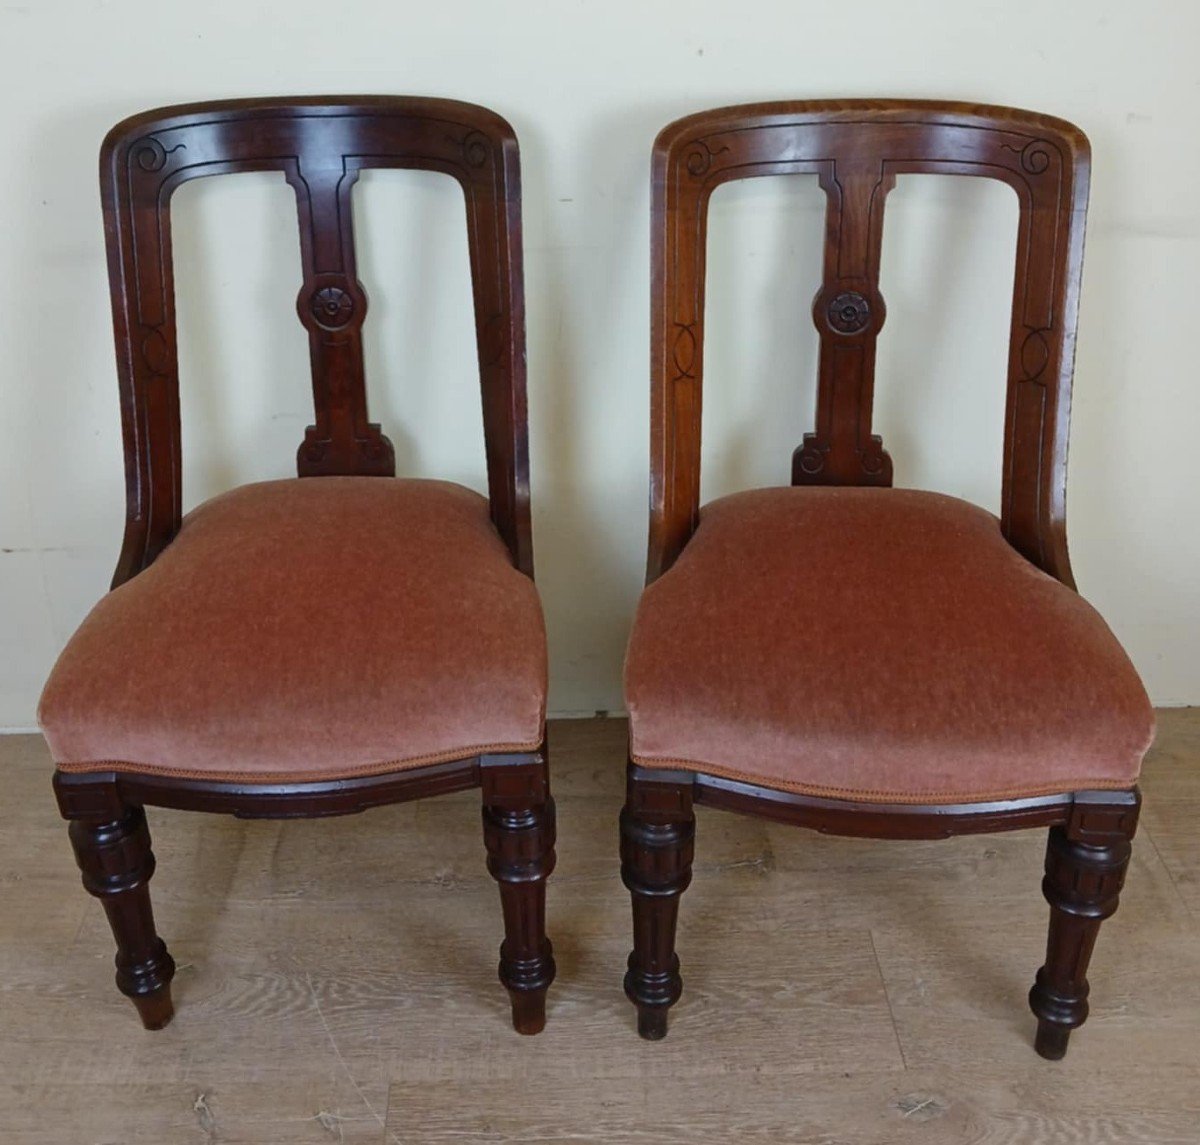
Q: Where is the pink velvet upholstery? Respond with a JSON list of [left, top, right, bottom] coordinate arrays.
[[39, 478, 546, 782], [625, 487, 1154, 804]]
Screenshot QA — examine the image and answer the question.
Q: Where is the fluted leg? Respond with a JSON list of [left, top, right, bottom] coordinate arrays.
[[481, 753, 556, 1034], [1029, 793, 1139, 1060], [621, 764, 695, 1040], [68, 805, 176, 1030]]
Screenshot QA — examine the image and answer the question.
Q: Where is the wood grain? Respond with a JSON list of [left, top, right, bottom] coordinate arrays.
[[1, 713, 1196, 1142], [382, 1064, 1200, 1144]]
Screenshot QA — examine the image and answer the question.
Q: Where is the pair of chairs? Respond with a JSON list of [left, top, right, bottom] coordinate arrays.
[[39, 96, 1154, 1059]]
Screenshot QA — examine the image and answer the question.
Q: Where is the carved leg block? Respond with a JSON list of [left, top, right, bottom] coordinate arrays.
[[68, 806, 176, 1030], [621, 765, 695, 1040], [481, 754, 556, 1034], [1029, 797, 1137, 1060]]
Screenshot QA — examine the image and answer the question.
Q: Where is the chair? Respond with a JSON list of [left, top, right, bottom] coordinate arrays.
[[620, 100, 1153, 1057], [39, 97, 555, 1035]]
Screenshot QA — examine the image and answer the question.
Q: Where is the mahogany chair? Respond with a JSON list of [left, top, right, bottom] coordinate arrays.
[[621, 100, 1154, 1058], [39, 97, 555, 1035]]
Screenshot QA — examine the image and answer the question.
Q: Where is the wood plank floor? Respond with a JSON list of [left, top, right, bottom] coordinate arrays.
[[1, 712, 1198, 1143]]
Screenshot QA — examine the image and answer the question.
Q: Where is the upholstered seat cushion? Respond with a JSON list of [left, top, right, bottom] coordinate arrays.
[[39, 477, 546, 782], [625, 487, 1153, 804]]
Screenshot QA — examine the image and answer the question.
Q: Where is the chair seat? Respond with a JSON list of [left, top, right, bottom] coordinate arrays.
[[625, 487, 1153, 805], [39, 477, 546, 783]]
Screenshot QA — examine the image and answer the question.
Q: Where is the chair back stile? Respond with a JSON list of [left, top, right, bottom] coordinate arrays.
[[649, 100, 1090, 586], [101, 96, 532, 586]]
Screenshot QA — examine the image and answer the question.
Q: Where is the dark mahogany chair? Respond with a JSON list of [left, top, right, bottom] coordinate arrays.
[[39, 97, 555, 1035], [620, 100, 1154, 1057]]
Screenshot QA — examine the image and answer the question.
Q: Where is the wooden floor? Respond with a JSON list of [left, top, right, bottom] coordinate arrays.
[[2, 712, 1198, 1143]]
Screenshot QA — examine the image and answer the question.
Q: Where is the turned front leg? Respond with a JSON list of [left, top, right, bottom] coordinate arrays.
[[1029, 794, 1138, 1060], [621, 764, 695, 1040], [68, 805, 176, 1030], [481, 753, 556, 1034]]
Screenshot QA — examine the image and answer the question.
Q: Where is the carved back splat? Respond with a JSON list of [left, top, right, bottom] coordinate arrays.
[[649, 100, 1090, 585], [101, 97, 532, 585]]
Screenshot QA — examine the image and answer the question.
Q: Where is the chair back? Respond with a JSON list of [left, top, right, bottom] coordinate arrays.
[[649, 100, 1090, 583], [102, 96, 531, 582]]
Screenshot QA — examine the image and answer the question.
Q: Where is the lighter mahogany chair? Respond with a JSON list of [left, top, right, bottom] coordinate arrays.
[[621, 100, 1154, 1057], [39, 97, 555, 1035]]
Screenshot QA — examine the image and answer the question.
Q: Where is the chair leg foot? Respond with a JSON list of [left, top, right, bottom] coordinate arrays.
[[132, 981, 175, 1031], [621, 764, 694, 1041], [1033, 1016, 1071, 1061], [482, 753, 556, 1035], [507, 986, 548, 1036], [635, 1003, 669, 1041], [1028, 799, 1137, 1060], [68, 806, 176, 1030]]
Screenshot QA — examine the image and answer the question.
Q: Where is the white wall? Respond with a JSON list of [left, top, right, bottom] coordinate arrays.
[[2, 0, 1197, 727]]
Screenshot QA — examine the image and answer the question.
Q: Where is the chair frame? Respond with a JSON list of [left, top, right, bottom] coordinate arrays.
[[54, 96, 554, 1035], [621, 99, 1139, 1057]]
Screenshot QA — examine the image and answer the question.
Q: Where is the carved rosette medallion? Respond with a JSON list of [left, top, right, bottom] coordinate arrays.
[[310, 286, 354, 330], [826, 291, 871, 335], [462, 130, 490, 168], [795, 443, 826, 476]]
